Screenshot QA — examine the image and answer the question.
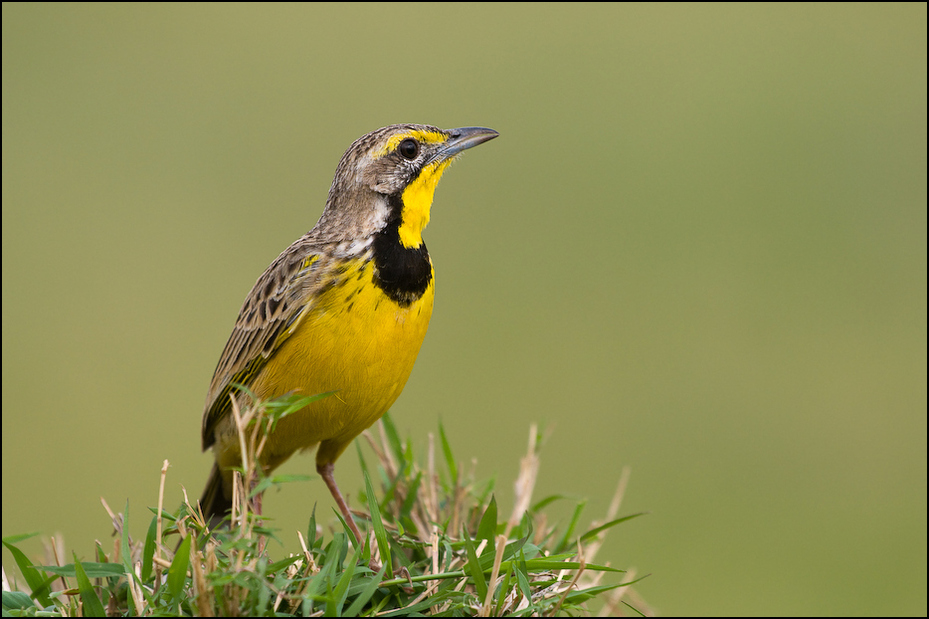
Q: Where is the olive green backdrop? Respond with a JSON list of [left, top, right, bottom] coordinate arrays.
[[3, 3, 926, 615]]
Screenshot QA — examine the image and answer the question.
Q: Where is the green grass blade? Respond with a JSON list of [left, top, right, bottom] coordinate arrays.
[[2, 536, 52, 607], [622, 597, 650, 616], [379, 589, 458, 616], [39, 563, 123, 578], [120, 501, 131, 572], [437, 419, 458, 483], [306, 503, 318, 549], [332, 507, 358, 548], [254, 558, 271, 615], [564, 574, 652, 606], [494, 560, 514, 616], [1, 532, 40, 545], [39, 562, 124, 578], [316, 533, 343, 581], [344, 563, 387, 617], [380, 412, 404, 462], [398, 470, 422, 524], [364, 470, 392, 576], [333, 546, 359, 615], [356, 440, 371, 481], [3, 590, 36, 612], [72, 552, 106, 618], [476, 494, 498, 541], [266, 391, 335, 428], [578, 512, 648, 544], [267, 554, 303, 574], [461, 526, 487, 604], [141, 515, 157, 582], [324, 573, 338, 617], [555, 498, 587, 552], [531, 494, 568, 512], [515, 552, 532, 605], [167, 534, 191, 602]]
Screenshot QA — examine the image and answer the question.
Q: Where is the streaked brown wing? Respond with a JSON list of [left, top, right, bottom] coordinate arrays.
[[200, 237, 335, 450]]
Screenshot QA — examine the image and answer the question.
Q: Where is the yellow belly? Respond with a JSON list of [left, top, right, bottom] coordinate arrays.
[[215, 257, 434, 474]]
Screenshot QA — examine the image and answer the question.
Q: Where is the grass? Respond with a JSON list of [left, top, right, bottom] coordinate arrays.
[[2, 394, 651, 616]]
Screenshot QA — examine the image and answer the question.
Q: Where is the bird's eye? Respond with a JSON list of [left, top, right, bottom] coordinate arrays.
[[398, 138, 419, 160]]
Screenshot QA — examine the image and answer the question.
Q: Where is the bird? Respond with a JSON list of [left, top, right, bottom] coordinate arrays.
[[198, 123, 498, 546]]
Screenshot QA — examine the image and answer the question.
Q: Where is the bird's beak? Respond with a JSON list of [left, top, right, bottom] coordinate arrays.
[[438, 127, 499, 159]]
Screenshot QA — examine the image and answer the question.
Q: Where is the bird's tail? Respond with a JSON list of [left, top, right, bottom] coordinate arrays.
[[198, 463, 231, 528]]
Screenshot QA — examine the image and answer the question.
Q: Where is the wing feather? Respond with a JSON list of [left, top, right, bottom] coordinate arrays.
[[200, 237, 338, 449]]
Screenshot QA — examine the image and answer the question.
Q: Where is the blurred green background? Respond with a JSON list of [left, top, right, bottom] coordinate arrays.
[[3, 3, 925, 615]]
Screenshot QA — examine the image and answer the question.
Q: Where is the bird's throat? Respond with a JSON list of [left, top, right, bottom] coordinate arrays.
[[397, 159, 453, 249]]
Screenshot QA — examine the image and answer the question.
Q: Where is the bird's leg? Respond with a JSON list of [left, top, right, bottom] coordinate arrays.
[[317, 461, 382, 572]]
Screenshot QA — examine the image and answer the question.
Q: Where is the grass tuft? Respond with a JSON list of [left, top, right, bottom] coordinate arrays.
[[3, 395, 652, 616]]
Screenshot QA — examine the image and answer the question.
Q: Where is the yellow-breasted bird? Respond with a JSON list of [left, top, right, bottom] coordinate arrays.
[[199, 124, 498, 544]]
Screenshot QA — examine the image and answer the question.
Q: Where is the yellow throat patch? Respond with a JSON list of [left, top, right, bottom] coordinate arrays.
[[398, 158, 453, 249]]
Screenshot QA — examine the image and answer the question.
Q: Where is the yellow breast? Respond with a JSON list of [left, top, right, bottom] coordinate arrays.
[[238, 256, 434, 469]]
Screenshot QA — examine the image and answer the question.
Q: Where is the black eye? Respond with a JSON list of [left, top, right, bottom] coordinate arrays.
[[398, 138, 419, 160]]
